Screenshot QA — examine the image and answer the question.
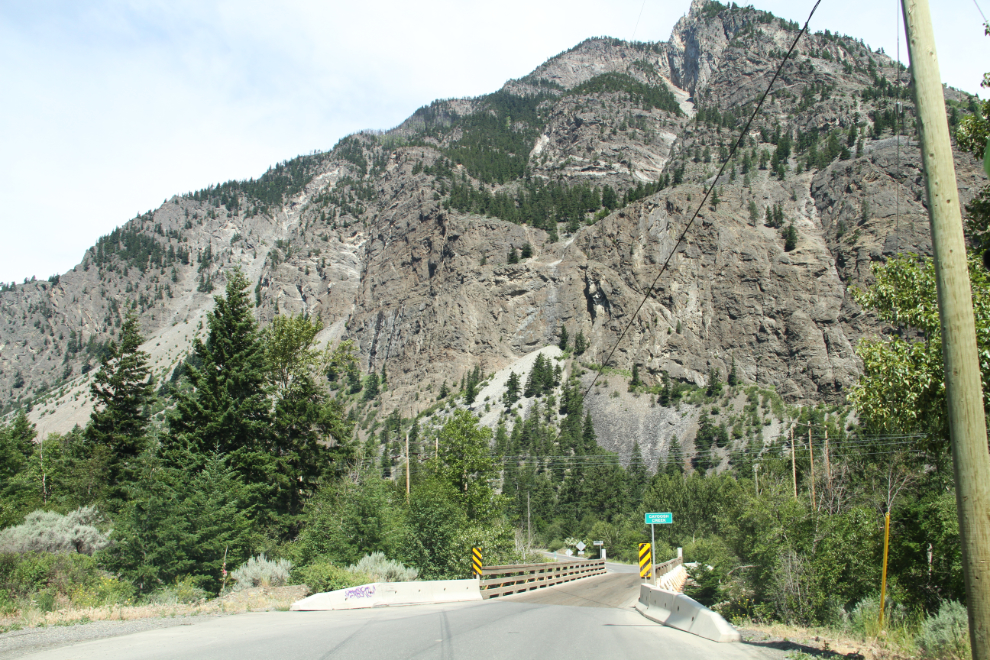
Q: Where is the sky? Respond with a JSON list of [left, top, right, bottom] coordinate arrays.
[[1, 0, 986, 283]]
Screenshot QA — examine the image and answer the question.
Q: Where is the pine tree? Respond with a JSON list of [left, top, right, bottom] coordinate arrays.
[[166, 270, 272, 496], [783, 223, 798, 252], [582, 412, 597, 453], [629, 363, 643, 390], [508, 248, 519, 264], [438, 380, 450, 399], [706, 367, 723, 397], [504, 372, 521, 405], [521, 243, 533, 259], [573, 330, 588, 355], [363, 372, 380, 401], [627, 440, 649, 502], [558, 325, 569, 351], [728, 355, 739, 387], [86, 312, 154, 502]]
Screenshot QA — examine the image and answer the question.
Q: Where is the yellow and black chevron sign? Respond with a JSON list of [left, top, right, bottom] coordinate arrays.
[[471, 546, 483, 577], [638, 543, 652, 579]]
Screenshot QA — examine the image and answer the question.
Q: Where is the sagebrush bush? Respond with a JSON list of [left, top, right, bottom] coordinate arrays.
[[293, 561, 371, 594], [230, 554, 292, 591], [347, 552, 418, 582], [0, 506, 109, 555], [142, 576, 209, 605], [917, 600, 971, 660]]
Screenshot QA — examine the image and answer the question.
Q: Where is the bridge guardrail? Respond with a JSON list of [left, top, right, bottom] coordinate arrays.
[[653, 556, 682, 578], [479, 558, 606, 599]]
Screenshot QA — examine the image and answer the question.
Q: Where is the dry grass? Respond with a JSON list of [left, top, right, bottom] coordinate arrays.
[[0, 585, 308, 633], [740, 620, 919, 660]]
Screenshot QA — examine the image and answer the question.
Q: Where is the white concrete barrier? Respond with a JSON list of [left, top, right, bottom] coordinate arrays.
[[290, 579, 482, 611], [635, 583, 741, 643]]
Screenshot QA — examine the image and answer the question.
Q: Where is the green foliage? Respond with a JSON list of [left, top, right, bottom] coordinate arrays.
[[503, 372, 521, 406], [101, 451, 255, 594], [782, 223, 798, 252], [916, 600, 971, 660], [524, 353, 559, 398], [573, 330, 588, 356], [230, 554, 292, 591], [568, 73, 682, 115], [0, 551, 133, 611], [432, 411, 501, 522], [295, 474, 409, 568], [0, 507, 108, 555], [86, 312, 154, 504], [348, 552, 418, 582], [292, 561, 370, 593], [849, 255, 990, 448]]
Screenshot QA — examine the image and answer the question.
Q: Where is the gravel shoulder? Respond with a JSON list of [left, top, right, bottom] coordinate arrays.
[[0, 615, 224, 659]]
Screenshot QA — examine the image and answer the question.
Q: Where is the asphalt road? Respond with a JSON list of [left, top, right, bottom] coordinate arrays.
[[11, 569, 778, 660], [13, 601, 774, 660]]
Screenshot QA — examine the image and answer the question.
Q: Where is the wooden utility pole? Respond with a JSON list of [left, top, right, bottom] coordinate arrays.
[[809, 426, 816, 510], [791, 426, 797, 499], [903, 1, 990, 657], [405, 431, 410, 503]]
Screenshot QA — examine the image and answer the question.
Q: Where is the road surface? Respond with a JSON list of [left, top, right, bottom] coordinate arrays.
[[8, 570, 778, 660]]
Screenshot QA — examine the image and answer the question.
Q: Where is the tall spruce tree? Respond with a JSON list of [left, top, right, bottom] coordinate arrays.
[[166, 270, 272, 492], [86, 312, 154, 502]]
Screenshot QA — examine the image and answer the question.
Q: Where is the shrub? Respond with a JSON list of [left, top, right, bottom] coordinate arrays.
[[293, 561, 371, 594], [916, 600, 971, 660], [0, 551, 133, 610], [347, 552, 418, 582], [230, 554, 293, 591], [0, 506, 109, 555], [142, 576, 209, 605]]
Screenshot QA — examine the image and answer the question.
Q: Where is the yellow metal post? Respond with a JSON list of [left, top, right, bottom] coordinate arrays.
[[879, 511, 891, 630]]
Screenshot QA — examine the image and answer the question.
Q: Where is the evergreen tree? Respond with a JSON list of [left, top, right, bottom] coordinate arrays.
[[782, 223, 798, 252], [166, 270, 273, 501], [503, 371, 521, 405], [573, 330, 588, 356], [508, 248, 519, 264], [629, 363, 643, 390], [558, 325, 569, 351], [657, 371, 672, 406], [627, 440, 649, 502], [521, 243, 533, 259], [85, 312, 154, 502], [582, 412, 597, 453], [706, 367, 723, 397], [363, 372, 380, 401], [380, 364, 388, 390], [728, 355, 739, 387], [438, 380, 450, 399], [464, 365, 482, 404]]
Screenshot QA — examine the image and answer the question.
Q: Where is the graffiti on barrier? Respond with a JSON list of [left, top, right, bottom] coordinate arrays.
[[345, 585, 376, 599]]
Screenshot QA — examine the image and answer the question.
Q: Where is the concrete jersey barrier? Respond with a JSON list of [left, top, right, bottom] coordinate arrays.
[[290, 579, 482, 611], [635, 583, 741, 643]]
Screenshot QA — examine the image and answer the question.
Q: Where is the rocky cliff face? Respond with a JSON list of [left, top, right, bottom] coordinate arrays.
[[1, 0, 984, 460]]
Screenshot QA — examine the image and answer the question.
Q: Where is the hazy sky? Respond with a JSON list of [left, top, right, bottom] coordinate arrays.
[[1, 0, 986, 283]]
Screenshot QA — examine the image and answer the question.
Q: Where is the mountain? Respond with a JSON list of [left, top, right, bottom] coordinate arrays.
[[1, 0, 984, 462]]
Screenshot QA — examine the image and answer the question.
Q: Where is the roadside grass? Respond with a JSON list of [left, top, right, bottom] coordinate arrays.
[[0, 585, 307, 634]]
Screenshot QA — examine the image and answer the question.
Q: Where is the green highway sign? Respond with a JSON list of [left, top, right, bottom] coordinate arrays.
[[645, 512, 673, 525]]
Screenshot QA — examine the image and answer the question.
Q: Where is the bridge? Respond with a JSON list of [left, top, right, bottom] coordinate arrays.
[[6, 562, 774, 660]]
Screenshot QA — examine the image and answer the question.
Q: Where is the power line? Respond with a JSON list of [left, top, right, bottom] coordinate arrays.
[[584, 0, 823, 398]]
